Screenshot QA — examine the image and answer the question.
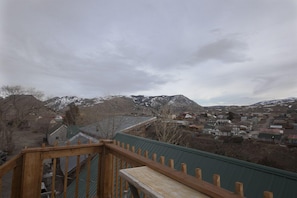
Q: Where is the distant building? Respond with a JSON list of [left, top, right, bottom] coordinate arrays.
[[270, 125, 283, 129], [215, 119, 231, 126], [258, 128, 283, 143], [241, 116, 248, 122], [47, 124, 68, 145], [287, 135, 297, 145]]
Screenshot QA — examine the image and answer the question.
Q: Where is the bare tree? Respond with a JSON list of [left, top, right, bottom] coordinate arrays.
[[24, 87, 44, 100], [217, 125, 233, 136], [1, 85, 44, 100], [0, 85, 44, 153], [154, 120, 184, 144], [152, 105, 185, 145], [1, 85, 23, 97], [64, 103, 80, 125]]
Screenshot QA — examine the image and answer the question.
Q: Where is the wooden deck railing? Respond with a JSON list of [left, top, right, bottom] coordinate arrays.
[[0, 140, 273, 198]]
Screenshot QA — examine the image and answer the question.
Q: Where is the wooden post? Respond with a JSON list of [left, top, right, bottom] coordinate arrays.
[[131, 146, 135, 153], [52, 158, 57, 198], [100, 140, 114, 198], [63, 156, 69, 198], [264, 191, 273, 198], [137, 148, 142, 155], [235, 182, 244, 197], [181, 163, 187, 174], [195, 168, 202, 180], [74, 154, 80, 198], [86, 154, 92, 198], [169, 159, 174, 169], [144, 151, 149, 158], [21, 151, 42, 198], [152, 153, 157, 161], [213, 174, 221, 187], [160, 156, 165, 165], [63, 141, 70, 198], [115, 156, 119, 198]]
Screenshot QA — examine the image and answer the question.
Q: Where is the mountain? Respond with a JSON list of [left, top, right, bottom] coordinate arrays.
[[131, 95, 203, 113], [44, 95, 203, 113], [251, 97, 297, 107]]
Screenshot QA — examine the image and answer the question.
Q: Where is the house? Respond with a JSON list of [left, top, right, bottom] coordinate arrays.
[[63, 133, 297, 198], [273, 119, 287, 126], [189, 124, 204, 132], [287, 134, 297, 145], [240, 116, 248, 122], [283, 129, 297, 146], [184, 113, 193, 119], [214, 119, 231, 126], [270, 125, 283, 129], [258, 133, 282, 143], [258, 128, 283, 142], [47, 123, 68, 145]]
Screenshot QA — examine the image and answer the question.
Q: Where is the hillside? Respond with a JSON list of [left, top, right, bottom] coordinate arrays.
[[45, 94, 203, 113]]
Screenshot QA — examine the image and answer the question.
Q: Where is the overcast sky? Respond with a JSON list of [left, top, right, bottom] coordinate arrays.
[[1, 0, 297, 106]]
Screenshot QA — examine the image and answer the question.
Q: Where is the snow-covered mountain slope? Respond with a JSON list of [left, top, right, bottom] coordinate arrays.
[[251, 97, 297, 107], [45, 96, 104, 111], [45, 94, 203, 113], [131, 95, 203, 112]]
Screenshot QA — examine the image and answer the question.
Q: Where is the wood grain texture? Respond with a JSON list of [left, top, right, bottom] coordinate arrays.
[[120, 166, 210, 198]]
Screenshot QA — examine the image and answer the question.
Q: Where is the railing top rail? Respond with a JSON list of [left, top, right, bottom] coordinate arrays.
[[21, 142, 104, 153], [0, 153, 23, 177], [22, 142, 105, 159]]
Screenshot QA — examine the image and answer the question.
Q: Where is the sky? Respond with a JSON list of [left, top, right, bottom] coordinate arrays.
[[1, 0, 297, 106]]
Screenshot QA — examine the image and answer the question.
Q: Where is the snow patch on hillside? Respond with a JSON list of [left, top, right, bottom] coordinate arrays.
[[45, 96, 104, 111], [252, 97, 297, 107]]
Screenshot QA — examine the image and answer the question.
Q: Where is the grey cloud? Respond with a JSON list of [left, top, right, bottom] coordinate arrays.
[[1, 37, 168, 97], [251, 61, 297, 97], [198, 95, 260, 106], [192, 39, 249, 63], [1, 0, 297, 105]]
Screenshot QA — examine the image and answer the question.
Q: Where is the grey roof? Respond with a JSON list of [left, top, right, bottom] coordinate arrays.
[[47, 123, 65, 135], [66, 125, 81, 139], [67, 133, 98, 144], [59, 133, 98, 175], [114, 133, 297, 198], [79, 116, 156, 138]]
